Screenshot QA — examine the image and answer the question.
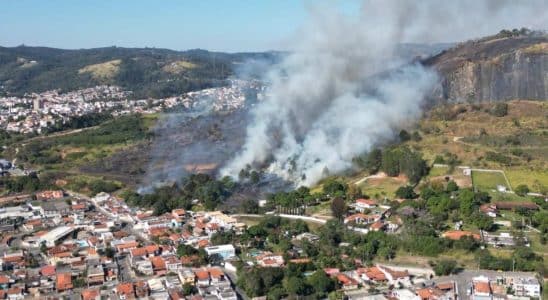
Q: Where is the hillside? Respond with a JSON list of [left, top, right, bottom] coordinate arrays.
[[0, 43, 454, 100], [425, 30, 547, 102], [0, 46, 280, 98]]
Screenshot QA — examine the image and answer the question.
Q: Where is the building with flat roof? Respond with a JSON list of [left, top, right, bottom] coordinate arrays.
[[38, 226, 77, 247], [204, 244, 235, 259]]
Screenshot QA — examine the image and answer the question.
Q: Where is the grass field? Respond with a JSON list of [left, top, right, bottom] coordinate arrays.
[[472, 170, 510, 191], [429, 165, 451, 177], [408, 101, 547, 191], [358, 176, 407, 199], [505, 169, 548, 193]]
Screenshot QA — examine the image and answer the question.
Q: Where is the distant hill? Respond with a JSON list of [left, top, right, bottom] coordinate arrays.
[[0, 43, 452, 99], [0, 46, 281, 98], [2, 32, 546, 103], [424, 31, 547, 102]]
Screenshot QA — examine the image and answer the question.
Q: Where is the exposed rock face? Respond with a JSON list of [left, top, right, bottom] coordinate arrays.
[[425, 34, 547, 102]]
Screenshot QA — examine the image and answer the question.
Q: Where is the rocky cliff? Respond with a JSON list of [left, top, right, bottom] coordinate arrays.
[[425, 33, 547, 102]]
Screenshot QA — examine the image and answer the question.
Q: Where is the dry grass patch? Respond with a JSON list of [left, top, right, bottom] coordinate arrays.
[[78, 59, 121, 80], [163, 60, 198, 74]]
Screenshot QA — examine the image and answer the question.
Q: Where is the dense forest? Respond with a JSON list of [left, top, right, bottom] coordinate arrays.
[[0, 46, 281, 98]]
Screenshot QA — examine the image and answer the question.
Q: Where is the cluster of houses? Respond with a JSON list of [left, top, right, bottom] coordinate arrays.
[[469, 275, 541, 300], [344, 199, 401, 233], [325, 266, 541, 300], [0, 79, 263, 134], [0, 190, 242, 299], [0, 86, 131, 133], [0, 183, 544, 300]]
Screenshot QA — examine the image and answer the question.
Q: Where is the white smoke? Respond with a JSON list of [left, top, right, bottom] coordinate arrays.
[[220, 0, 547, 186]]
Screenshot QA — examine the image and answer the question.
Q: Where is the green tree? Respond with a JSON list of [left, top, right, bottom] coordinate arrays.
[[241, 198, 259, 214], [177, 244, 198, 257], [399, 130, 411, 142], [446, 180, 459, 192], [40, 242, 48, 254], [514, 184, 530, 197], [323, 179, 347, 197], [491, 103, 508, 117], [283, 276, 309, 296], [396, 186, 417, 199], [365, 148, 383, 174], [331, 197, 347, 220], [308, 270, 336, 297], [433, 259, 458, 276], [182, 283, 196, 295], [473, 212, 495, 231], [104, 247, 115, 258]]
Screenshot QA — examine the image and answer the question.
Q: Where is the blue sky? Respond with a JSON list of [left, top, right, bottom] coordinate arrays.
[[0, 0, 360, 52]]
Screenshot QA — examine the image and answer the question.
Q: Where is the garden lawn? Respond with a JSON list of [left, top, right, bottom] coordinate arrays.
[[472, 170, 510, 192]]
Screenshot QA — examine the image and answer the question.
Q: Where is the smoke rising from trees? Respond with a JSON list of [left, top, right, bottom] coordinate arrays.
[[220, 0, 547, 186]]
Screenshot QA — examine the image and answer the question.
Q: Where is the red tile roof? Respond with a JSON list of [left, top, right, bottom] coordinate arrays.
[[474, 281, 491, 294], [41, 265, 56, 277], [149, 256, 166, 270], [81, 288, 100, 300], [208, 267, 224, 279], [442, 230, 480, 240], [365, 267, 387, 281], [336, 273, 358, 286], [195, 269, 210, 281], [356, 198, 376, 206], [117, 282, 134, 296], [56, 273, 73, 291]]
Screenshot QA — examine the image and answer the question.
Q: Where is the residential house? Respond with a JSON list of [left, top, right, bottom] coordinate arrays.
[[358, 266, 387, 283], [195, 269, 210, 287], [344, 213, 380, 225], [81, 288, 101, 300], [56, 272, 72, 293], [164, 255, 183, 272], [149, 256, 167, 276], [336, 273, 359, 290], [135, 281, 149, 298], [204, 244, 235, 260], [6, 287, 24, 300], [178, 268, 196, 285], [376, 265, 410, 285], [511, 277, 541, 298], [116, 282, 135, 300], [479, 204, 497, 218], [355, 199, 377, 212], [442, 230, 481, 241], [86, 262, 104, 286], [471, 276, 491, 300]]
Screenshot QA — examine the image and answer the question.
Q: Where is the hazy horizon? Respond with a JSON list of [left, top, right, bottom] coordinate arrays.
[[2, 0, 546, 52]]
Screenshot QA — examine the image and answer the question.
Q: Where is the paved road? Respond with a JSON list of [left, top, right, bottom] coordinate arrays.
[[116, 254, 135, 282], [223, 267, 248, 300]]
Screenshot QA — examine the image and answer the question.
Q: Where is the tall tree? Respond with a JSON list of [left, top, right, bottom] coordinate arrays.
[[331, 197, 347, 220]]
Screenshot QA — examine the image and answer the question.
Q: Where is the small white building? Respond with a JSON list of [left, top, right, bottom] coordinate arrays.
[[512, 277, 541, 298], [204, 244, 236, 259], [354, 199, 377, 212]]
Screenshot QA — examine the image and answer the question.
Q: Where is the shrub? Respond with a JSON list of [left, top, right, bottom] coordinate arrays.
[[433, 259, 458, 276], [490, 103, 508, 117], [514, 184, 530, 197]]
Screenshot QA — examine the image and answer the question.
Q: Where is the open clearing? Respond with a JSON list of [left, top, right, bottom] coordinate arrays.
[[409, 101, 547, 192], [78, 59, 121, 80], [357, 174, 408, 198], [471, 170, 510, 191]]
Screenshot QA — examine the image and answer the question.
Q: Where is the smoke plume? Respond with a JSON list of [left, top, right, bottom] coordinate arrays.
[[220, 0, 547, 186]]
